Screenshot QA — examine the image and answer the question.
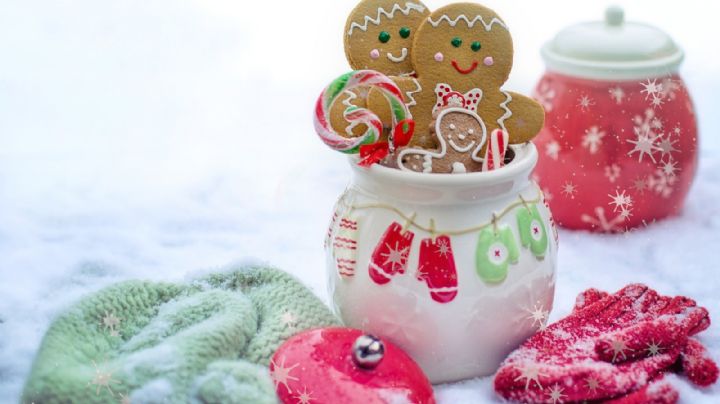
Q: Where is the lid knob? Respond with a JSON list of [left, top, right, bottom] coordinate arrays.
[[605, 6, 624, 27]]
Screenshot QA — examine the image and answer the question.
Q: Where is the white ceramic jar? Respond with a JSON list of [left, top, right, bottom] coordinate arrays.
[[325, 143, 557, 383]]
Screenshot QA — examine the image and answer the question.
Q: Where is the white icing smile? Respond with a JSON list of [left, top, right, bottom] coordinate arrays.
[[387, 48, 408, 63], [448, 139, 476, 153]]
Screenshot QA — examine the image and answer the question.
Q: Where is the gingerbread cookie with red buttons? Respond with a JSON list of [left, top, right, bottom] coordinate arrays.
[[406, 2, 545, 149]]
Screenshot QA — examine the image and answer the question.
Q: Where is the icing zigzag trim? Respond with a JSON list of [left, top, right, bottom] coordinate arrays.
[[429, 14, 507, 31], [498, 90, 513, 132], [405, 78, 422, 108], [348, 2, 426, 35]]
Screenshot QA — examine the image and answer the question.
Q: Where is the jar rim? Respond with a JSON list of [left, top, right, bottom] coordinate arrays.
[[349, 143, 538, 188]]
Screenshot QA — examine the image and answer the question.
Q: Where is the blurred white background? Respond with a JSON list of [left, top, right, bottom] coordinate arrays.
[[1, 0, 719, 401]]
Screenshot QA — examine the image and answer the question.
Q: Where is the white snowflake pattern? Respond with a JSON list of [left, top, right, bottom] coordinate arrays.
[[661, 159, 679, 177], [581, 207, 629, 233], [582, 126, 605, 154], [660, 77, 681, 100], [101, 311, 122, 338], [604, 164, 621, 183], [577, 95, 595, 111], [545, 140, 561, 161], [381, 242, 410, 272], [647, 168, 677, 198], [609, 189, 633, 212], [270, 357, 300, 393], [534, 82, 556, 112], [608, 86, 625, 104], [295, 387, 314, 404], [627, 109, 662, 163], [650, 94, 665, 109], [640, 79, 663, 100], [561, 182, 577, 199], [514, 364, 544, 390], [547, 384, 567, 404], [436, 238, 451, 257]]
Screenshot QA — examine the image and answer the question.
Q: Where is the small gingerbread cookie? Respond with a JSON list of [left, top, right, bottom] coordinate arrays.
[[330, 0, 430, 137], [395, 107, 486, 173], [405, 3, 545, 149]]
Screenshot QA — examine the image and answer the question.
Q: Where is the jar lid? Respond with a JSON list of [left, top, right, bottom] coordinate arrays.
[[541, 6, 684, 80]]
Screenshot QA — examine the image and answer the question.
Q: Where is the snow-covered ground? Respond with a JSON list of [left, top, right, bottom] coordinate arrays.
[[1, 0, 719, 402]]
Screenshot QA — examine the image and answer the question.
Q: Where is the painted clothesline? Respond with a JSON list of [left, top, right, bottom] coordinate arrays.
[[343, 188, 544, 236]]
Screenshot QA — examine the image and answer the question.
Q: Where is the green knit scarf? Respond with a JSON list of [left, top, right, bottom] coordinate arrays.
[[22, 265, 340, 403]]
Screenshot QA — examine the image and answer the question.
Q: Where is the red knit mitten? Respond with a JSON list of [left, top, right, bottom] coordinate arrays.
[[494, 284, 711, 403]]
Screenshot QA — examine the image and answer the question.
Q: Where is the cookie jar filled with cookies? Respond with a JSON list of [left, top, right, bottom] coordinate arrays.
[[315, 1, 558, 382], [532, 6, 698, 232]]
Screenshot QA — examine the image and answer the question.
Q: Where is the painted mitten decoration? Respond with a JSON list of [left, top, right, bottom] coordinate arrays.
[[417, 235, 458, 303], [494, 284, 714, 403], [475, 226, 519, 283], [324, 212, 339, 249], [369, 222, 415, 285], [516, 205, 548, 259], [332, 214, 360, 277]]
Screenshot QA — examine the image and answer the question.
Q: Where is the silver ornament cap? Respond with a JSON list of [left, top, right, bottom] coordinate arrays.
[[352, 334, 385, 369]]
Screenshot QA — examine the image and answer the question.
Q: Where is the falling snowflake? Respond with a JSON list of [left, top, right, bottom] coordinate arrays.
[[101, 311, 122, 338], [582, 126, 605, 154], [604, 164, 621, 183], [585, 377, 601, 392], [646, 341, 663, 357], [88, 360, 121, 396], [514, 364, 544, 390], [534, 82, 556, 112], [547, 384, 567, 404], [609, 338, 633, 362], [270, 357, 300, 393], [545, 141, 561, 160], [561, 182, 577, 199], [581, 207, 628, 233], [436, 238, 451, 257], [640, 79, 663, 100], [295, 387, 314, 404], [608, 190, 633, 212], [577, 95, 595, 111], [526, 304, 549, 330], [608, 86, 625, 104], [279, 311, 298, 330]]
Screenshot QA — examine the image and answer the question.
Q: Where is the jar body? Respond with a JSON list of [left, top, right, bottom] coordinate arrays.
[[532, 72, 698, 232], [325, 145, 557, 383]]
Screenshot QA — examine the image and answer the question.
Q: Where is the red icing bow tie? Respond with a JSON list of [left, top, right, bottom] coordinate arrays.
[[359, 119, 415, 167]]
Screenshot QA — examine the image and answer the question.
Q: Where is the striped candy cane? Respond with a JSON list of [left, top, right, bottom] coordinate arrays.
[[482, 129, 509, 171], [314, 70, 411, 154]]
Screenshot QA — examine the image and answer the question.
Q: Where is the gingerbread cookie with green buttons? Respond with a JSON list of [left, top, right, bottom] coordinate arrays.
[[406, 2, 545, 149], [329, 0, 430, 138]]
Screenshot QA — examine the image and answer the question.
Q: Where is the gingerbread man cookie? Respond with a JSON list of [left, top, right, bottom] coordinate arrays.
[[403, 3, 545, 149], [396, 107, 486, 173], [330, 0, 430, 138]]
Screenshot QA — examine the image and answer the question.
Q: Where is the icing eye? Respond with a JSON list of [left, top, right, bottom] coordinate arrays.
[[378, 31, 391, 43], [451, 37, 462, 48], [471, 41, 482, 52], [399, 27, 411, 39]]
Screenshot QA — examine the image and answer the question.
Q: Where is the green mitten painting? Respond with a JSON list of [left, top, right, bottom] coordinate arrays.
[[22, 266, 339, 404]]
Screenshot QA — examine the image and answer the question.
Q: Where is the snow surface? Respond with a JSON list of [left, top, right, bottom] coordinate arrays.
[[1, 0, 719, 402]]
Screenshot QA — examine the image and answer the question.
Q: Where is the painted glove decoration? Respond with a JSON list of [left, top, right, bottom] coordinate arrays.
[[494, 284, 717, 403]]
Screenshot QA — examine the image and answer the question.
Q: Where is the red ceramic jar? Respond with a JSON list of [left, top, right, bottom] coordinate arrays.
[[532, 7, 698, 232]]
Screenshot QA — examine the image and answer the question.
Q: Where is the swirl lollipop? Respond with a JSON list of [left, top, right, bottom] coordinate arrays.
[[314, 70, 413, 156]]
